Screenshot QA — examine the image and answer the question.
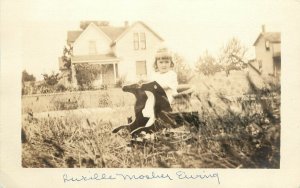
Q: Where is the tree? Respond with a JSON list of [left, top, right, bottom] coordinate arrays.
[[22, 70, 36, 95], [195, 50, 223, 76], [22, 70, 36, 82], [61, 44, 73, 70], [173, 53, 193, 84], [218, 37, 248, 76], [59, 44, 74, 83]]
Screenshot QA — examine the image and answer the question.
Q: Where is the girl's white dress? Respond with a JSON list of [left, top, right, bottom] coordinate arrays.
[[150, 70, 178, 103], [141, 70, 178, 122]]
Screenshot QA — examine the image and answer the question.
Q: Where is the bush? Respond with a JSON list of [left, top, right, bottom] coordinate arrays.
[[55, 84, 67, 92], [115, 76, 126, 88], [42, 72, 60, 86], [195, 51, 223, 76], [98, 93, 112, 107], [53, 99, 79, 110], [74, 64, 110, 90], [173, 53, 193, 84], [22, 70, 36, 82]]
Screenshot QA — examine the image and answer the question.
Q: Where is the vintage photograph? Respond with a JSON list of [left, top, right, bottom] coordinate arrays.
[[21, 18, 281, 168], [3, 0, 300, 187]]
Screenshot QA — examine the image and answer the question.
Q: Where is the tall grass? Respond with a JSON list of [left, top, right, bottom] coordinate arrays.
[[22, 73, 280, 168]]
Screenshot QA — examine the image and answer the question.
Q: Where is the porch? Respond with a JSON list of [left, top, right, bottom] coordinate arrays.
[[71, 54, 119, 88]]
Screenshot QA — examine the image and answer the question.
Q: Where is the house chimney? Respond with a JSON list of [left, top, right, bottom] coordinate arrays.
[[262, 25, 266, 33], [124, 21, 129, 27]]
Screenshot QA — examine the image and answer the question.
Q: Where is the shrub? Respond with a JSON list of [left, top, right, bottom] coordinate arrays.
[[22, 70, 36, 82], [74, 64, 110, 90], [53, 99, 79, 110], [115, 76, 126, 88], [42, 72, 60, 86], [195, 51, 223, 76], [173, 53, 193, 84], [98, 93, 112, 107], [55, 84, 67, 92]]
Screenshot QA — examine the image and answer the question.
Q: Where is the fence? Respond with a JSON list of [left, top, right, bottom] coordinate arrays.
[[22, 88, 134, 114], [22, 86, 280, 116]]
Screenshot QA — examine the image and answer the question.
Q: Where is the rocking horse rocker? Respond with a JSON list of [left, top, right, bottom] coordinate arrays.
[[112, 81, 201, 138]]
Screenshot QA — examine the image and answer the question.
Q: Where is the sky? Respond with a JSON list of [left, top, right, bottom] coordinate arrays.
[[1, 0, 298, 80]]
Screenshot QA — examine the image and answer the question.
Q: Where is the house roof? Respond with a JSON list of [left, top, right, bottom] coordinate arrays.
[[253, 32, 281, 46], [100, 26, 126, 41], [247, 60, 261, 75], [67, 31, 82, 43], [67, 21, 163, 44], [113, 21, 164, 43], [71, 54, 119, 63]]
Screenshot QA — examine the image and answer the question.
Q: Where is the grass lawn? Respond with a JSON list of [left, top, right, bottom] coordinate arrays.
[[22, 71, 280, 168]]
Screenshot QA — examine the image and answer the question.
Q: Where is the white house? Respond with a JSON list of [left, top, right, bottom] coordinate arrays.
[[60, 21, 164, 87], [249, 25, 281, 79]]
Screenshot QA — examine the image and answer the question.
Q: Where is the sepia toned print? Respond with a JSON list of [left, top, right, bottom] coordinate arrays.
[[21, 20, 280, 168]]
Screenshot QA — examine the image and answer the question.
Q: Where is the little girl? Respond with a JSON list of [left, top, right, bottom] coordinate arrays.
[[119, 48, 178, 135], [138, 48, 178, 130], [150, 47, 178, 103]]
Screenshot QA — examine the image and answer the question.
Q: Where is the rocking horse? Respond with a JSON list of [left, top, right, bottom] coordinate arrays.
[[112, 81, 200, 137]]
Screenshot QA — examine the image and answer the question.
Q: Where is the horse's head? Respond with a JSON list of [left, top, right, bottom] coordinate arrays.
[[122, 83, 140, 93], [140, 81, 165, 96]]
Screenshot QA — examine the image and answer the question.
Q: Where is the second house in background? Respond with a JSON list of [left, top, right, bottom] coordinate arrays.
[[249, 25, 281, 79]]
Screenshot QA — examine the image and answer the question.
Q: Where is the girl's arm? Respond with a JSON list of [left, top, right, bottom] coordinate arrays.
[[164, 71, 178, 92], [144, 71, 178, 92]]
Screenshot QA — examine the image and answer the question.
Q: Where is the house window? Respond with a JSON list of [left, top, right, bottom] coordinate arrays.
[[140, 32, 146, 49], [89, 40, 97, 55], [133, 33, 139, 50], [133, 33, 146, 50], [265, 40, 270, 51], [136, 61, 147, 76]]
